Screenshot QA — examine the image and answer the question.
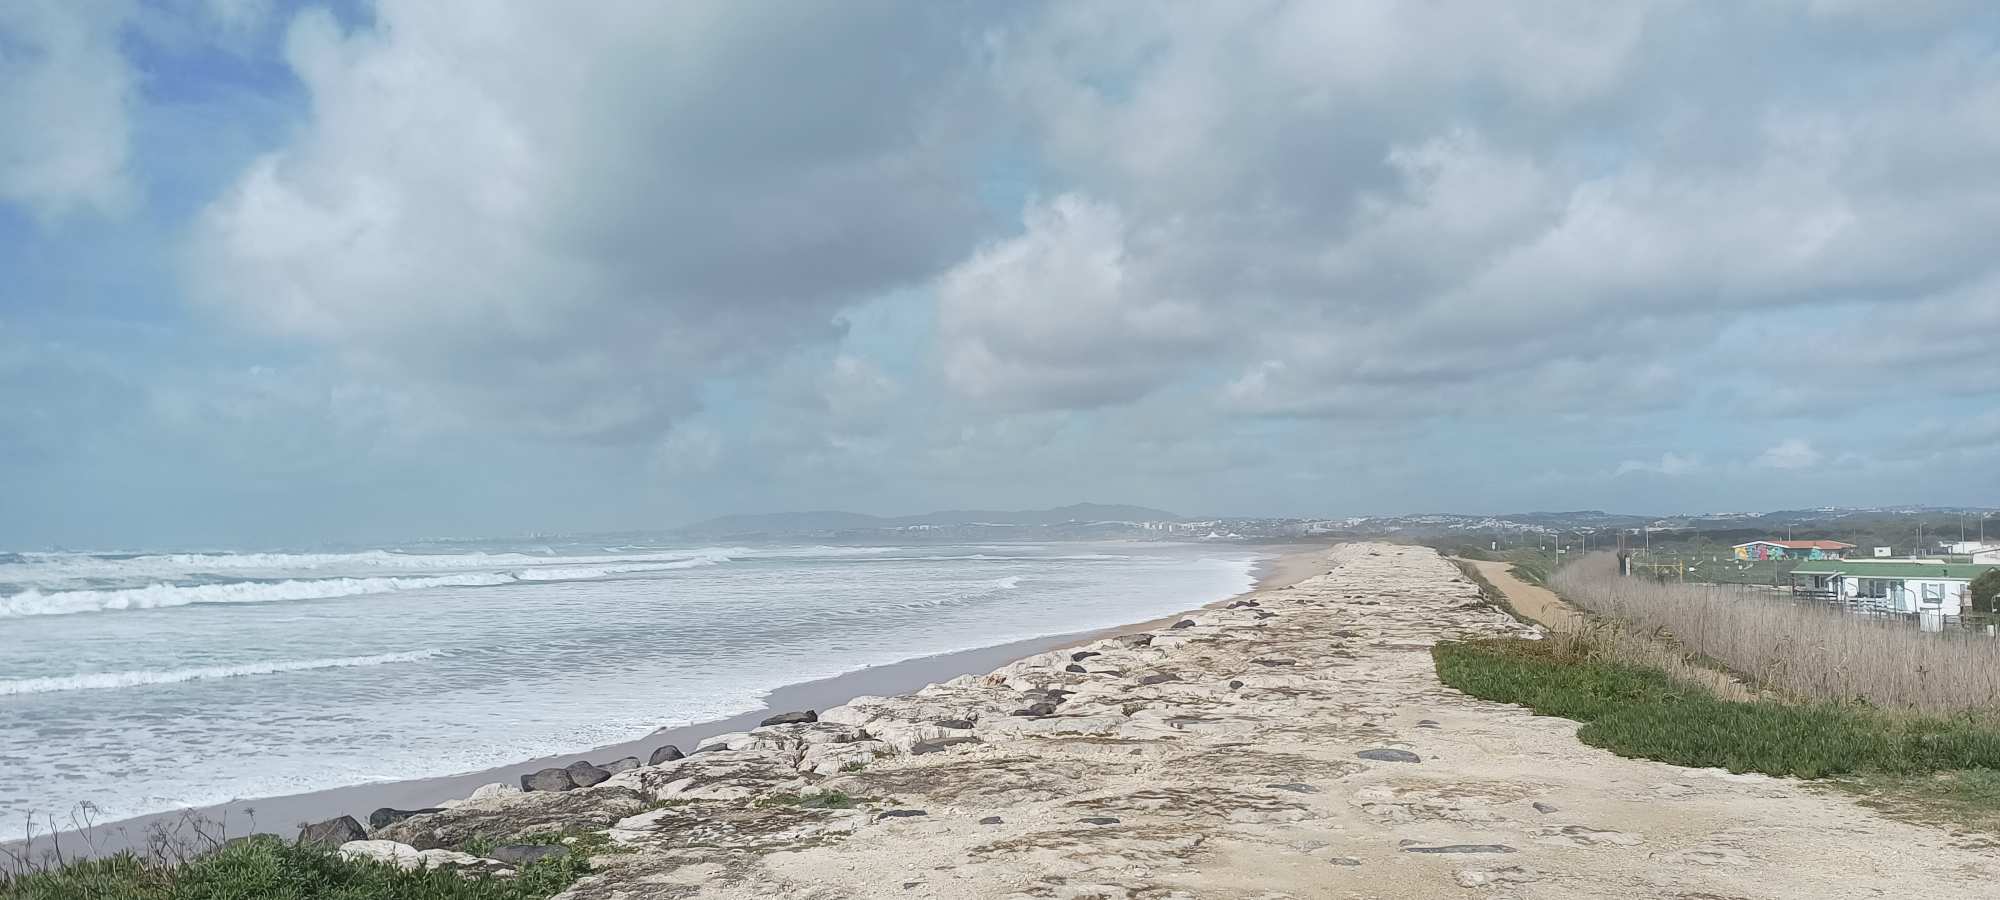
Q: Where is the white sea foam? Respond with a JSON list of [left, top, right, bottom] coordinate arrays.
[[992, 575, 1023, 589], [0, 650, 442, 696], [514, 554, 729, 581], [0, 573, 518, 618], [0, 547, 753, 581], [0, 548, 754, 618]]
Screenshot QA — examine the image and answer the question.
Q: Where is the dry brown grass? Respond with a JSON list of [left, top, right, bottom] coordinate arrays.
[[1552, 554, 2000, 714]]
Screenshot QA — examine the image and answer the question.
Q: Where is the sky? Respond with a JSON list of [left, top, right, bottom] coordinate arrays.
[[3, 0, 1998, 549]]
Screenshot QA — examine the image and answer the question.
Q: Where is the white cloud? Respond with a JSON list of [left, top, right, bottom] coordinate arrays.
[[0, 0, 137, 223], [189, 0, 998, 441], [937, 195, 1216, 409], [947, 1, 2000, 423], [1616, 452, 1701, 477], [1756, 438, 1823, 470]]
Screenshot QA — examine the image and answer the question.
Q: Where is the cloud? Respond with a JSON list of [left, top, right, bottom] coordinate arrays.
[[1615, 452, 1701, 477], [1756, 438, 1823, 470], [949, 1, 2000, 422], [938, 195, 1218, 409], [188, 0, 1002, 441], [0, 0, 138, 223]]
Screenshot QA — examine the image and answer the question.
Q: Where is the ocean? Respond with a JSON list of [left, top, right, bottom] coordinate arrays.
[[0, 539, 1258, 825]]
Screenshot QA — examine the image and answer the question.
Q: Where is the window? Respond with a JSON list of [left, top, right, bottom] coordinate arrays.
[[1921, 583, 1946, 606], [1857, 578, 1899, 599]]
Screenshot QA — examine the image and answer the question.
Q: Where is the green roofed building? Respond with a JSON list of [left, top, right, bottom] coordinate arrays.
[[1789, 559, 2000, 626]]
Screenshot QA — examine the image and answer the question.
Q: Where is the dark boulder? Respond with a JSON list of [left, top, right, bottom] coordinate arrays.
[[1070, 651, 1101, 661], [1138, 673, 1179, 685], [1012, 702, 1058, 717], [978, 816, 1004, 825], [648, 744, 685, 765], [521, 767, 576, 793], [935, 719, 975, 730], [1170, 619, 1196, 629], [601, 756, 641, 775], [877, 809, 927, 819], [296, 815, 367, 848], [1064, 664, 1087, 673], [759, 710, 818, 727], [1077, 816, 1120, 825], [565, 760, 611, 788], [368, 807, 443, 830], [488, 844, 568, 866], [1356, 748, 1422, 763]]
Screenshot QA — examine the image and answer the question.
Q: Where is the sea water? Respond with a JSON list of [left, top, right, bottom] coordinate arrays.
[[0, 540, 1257, 824]]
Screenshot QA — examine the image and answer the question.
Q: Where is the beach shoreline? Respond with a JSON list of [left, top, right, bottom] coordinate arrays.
[[23, 541, 1329, 856]]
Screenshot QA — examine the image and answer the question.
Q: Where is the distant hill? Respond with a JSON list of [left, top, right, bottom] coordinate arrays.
[[681, 503, 1181, 537]]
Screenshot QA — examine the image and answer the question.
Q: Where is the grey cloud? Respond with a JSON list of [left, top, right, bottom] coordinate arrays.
[[189, 0, 1006, 442], [942, 1, 2000, 421]]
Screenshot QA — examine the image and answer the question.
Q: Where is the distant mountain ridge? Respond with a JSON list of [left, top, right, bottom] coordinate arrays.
[[681, 503, 1181, 537]]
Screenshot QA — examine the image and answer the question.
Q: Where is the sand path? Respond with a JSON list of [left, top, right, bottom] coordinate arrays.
[[376, 543, 1996, 899], [1462, 559, 1582, 631]]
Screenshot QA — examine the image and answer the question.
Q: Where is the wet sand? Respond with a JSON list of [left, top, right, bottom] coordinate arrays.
[[25, 542, 1331, 856]]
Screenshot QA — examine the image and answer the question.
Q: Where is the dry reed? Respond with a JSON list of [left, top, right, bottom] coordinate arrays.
[[1551, 553, 2000, 714]]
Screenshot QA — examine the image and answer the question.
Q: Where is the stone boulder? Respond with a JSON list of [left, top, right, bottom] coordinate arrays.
[[520, 767, 576, 793], [566, 760, 611, 788], [368, 807, 444, 830], [758, 710, 818, 727], [297, 815, 367, 848], [375, 785, 651, 850], [337, 839, 510, 875], [468, 782, 518, 801], [601, 756, 641, 775], [647, 744, 685, 765]]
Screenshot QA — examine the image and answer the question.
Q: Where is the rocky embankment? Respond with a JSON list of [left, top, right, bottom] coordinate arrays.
[[316, 543, 1997, 898]]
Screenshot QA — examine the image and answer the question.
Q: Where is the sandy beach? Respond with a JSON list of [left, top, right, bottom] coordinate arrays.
[[29, 543, 1326, 856], [346, 542, 1991, 898]]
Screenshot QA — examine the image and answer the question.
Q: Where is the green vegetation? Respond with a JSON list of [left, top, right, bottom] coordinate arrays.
[[1839, 769, 2000, 837], [1971, 569, 2000, 616], [1433, 638, 2000, 780], [0, 836, 585, 900]]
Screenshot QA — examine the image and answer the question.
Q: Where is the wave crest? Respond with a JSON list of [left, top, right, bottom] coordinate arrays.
[[0, 650, 443, 696]]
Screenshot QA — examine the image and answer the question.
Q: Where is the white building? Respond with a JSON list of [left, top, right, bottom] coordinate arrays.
[[1790, 560, 1997, 629]]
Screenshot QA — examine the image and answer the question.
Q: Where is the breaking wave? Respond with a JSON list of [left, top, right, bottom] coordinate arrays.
[[0, 549, 747, 619], [0, 574, 516, 618], [0, 650, 443, 696]]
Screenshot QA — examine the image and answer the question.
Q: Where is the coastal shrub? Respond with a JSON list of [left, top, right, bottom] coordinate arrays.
[[1971, 570, 2000, 616], [0, 837, 585, 900], [1433, 638, 2000, 779]]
